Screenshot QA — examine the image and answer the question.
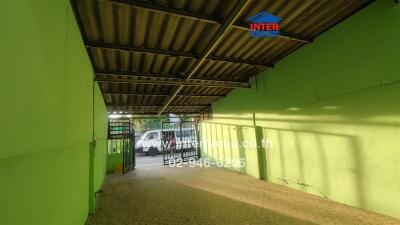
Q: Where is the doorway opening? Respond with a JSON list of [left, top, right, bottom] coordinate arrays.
[[133, 115, 200, 169], [107, 118, 135, 174]]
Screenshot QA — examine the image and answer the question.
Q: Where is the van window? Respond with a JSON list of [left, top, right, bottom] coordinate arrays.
[[145, 132, 158, 140]]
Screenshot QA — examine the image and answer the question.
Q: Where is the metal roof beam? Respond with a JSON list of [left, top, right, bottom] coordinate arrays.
[[107, 104, 211, 107], [86, 41, 194, 58], [158, 0, 253, 115], [102, 91, 225, 98], [108, 0, 311, 43], [96, 77, 249, 88], [103, 91, 169, 97], [86, 42, 273, 67], [107, 111, 201, 115], [95, 77, 250, 89], [94, 71, 249, 83]]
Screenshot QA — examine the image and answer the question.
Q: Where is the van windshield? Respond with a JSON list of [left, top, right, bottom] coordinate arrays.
[[144, 132, 158, 140]]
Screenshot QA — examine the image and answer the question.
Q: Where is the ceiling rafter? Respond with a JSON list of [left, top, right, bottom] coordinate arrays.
[[158, 0, 253, 115], [95, 77, 249, 88], [106, 103, 211, 107], [94, 75, 250, 89], [95, 71, 249, 83], [107, 111, 201, 115], [102, 91, 225, 98], [71, 0, 373, 115], [86, 42, 274, 68], [107, 0, 312, 43]]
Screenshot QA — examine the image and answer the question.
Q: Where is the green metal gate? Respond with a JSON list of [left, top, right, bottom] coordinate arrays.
[[162, 121, 199, 165], [108, 118, 135, 173]]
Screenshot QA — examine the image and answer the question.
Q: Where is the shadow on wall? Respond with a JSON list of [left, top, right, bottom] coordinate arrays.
[[197, 1, 400, 218], [199, 109, 400, 218], [201, 122, 268, 180]]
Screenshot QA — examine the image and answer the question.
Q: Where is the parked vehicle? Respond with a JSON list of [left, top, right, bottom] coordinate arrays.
[[135, 128, 197, 156]]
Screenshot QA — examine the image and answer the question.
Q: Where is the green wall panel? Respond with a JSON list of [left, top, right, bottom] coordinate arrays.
[[93, 85, 108, 193], [200, 0, 400, 219], [0, 1, 108, 224], [200, 117, 261, 178], [0, 145, 89, 225]]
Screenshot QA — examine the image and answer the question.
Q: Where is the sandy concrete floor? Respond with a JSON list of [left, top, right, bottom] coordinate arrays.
[[87, 155, 400, 225], [134, 154, 164, 169]]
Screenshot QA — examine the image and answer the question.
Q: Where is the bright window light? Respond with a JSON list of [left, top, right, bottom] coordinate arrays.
[[109, 114, 122, 119]]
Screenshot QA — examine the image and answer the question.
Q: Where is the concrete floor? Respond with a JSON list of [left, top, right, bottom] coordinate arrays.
[[134, 154, 164, 169], [87, 155, 400, 225]]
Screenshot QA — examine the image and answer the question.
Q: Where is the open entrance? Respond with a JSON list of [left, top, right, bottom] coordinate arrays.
[[115, 115, 200, 168], [106, 115, 200, 171], [132, 116, 164, 168]]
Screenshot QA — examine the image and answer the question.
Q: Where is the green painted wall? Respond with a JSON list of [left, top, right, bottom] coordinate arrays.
[[0, 1, 108, 225], [93, 86, 108, 193], [200, 0, 400, 219]]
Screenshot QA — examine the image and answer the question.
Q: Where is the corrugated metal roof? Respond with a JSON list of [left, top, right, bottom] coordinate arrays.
[[71, 0, 373, 115]]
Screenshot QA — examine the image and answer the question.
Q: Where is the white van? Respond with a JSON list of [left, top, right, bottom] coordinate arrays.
[[135, 128, 197, 155]]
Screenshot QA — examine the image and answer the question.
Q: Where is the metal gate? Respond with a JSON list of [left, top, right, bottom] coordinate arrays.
[[162, 121, 199, 165], [108, 118, 135, 173]]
